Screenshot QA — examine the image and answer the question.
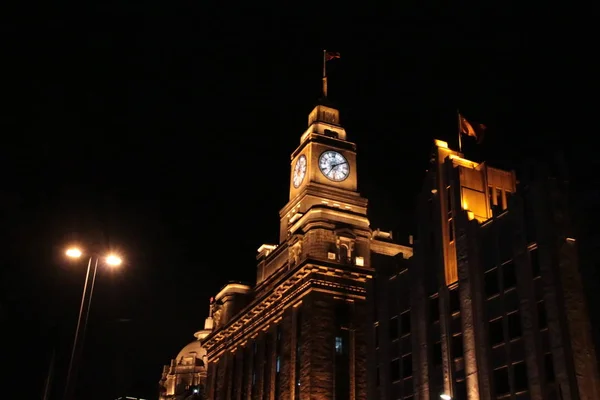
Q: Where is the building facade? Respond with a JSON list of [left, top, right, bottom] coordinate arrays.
[[160, 98, 600, 400], [159, 304, 214, 400], [199, 97, 411, 400], [370, 139, 600, 400]]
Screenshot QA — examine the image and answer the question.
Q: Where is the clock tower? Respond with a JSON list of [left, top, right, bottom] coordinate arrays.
[[202, 90, 411, 400], [281, 98, 365, 244]]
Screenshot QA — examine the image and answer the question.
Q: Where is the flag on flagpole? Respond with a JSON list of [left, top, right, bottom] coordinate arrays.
[[459, 113, 486, 141], [325, 51, 341, 61]]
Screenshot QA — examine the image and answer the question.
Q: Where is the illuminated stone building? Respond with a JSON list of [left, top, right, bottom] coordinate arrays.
[[159, 303, 214, 400], [200, 96, 412, 400], [378, 139, 600, 400]]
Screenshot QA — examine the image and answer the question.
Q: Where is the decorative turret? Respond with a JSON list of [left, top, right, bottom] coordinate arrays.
[[159, 297, 215, 399]]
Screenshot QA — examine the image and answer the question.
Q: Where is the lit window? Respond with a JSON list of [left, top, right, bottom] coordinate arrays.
[[335, 336, 343, 354], [276, 356, 281, 373], [355, 256, 364, 266]]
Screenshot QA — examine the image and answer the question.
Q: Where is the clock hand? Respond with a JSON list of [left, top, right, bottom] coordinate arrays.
[[330, 162, 347, 170]]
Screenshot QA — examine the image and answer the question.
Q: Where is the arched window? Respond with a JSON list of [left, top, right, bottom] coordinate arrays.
[[339, 244, 349, 264]]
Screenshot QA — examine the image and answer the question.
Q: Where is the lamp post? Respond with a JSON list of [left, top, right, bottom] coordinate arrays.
[[63, 247, 123, 400]]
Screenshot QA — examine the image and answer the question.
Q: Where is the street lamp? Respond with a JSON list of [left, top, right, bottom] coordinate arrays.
[[440, 394, 452, 400], [63, 247, 123, 400]]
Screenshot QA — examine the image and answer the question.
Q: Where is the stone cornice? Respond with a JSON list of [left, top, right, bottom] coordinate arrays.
[[202, 261, 373, 359], [280, 183, 368, 217], [371, 239, 413, 258]]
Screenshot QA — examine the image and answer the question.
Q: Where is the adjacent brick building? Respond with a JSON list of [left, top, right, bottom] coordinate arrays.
[[371, 139, 600, 400]]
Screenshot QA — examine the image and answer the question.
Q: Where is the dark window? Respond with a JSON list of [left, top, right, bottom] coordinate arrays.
[[452, 335, 464, 359], [335, 301, 350, 326], [251, 341, 258, 398], [334, 302, 350, 400], [402, 354, 413, 377], [231, 354, 237, 400], [375, 325, 379, 348], [538, 302, 547, 329], [481, 234, 496, 271], [505, 191, 514, 209], [376, 366, 380, 386], [274, 325, 282, 398], [389, 316, 399, 340], [508, 312, 522, 339], [241, 348, 248, 400], [494, 367, 510, 395], [213, 362, 220, 400], [530, 248, 541, 277], [429, 297, 439, 322], [496, 188, 503, 209], [488, 186, 495, 208], [447, 186, 453, 214], [448, 219, 454, 242], [524, 194, 537, 244], [514, 362, 529, 392], [498, 223, 513, 261], [489, 318, 504, 346], [456, 380, 467, 400], [449, 288, 460, 314], [335, 336, 343, 354], [503, 260, 517, 289], [451, 314, 462, 335], [545, 353, 555, 382], [484, 268, 500, 297], [400, 311, 411, 335], [263, 336, 270, 400], [391, 358, 401, 381], [403, 377, 413, 397], [433, 342, 443, 366], [339, 244, 349, 264], [295, 309, 302, 398]]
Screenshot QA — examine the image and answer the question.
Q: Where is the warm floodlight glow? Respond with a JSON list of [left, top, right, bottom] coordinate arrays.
[[105, 254, 122, 266], [440, 394, 452, 400], [66, 248, 83, 258]]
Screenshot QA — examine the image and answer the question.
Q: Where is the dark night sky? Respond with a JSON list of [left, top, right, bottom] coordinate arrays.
[[1, 2, 585, 399]]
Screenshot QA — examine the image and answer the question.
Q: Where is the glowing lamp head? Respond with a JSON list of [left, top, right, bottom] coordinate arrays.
[[105, 254, 122, 266], [440, 394, 452, 400], [66, 248, 83, 258]]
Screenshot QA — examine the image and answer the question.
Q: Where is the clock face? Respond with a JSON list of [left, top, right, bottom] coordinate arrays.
[[293, 155, 307, 188], [319, 150, 349, 182]]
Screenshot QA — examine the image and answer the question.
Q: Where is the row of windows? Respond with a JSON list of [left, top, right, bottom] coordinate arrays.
[[489, 311, 522, 346], [488, 301, 548, 348], [464, 350, 554, 397], [494, 361, 528, 395], [484, 260, 516, 298], [389, 312, 411, 340], [430, 334, 465, 366], [483, 248, 542, 299], [391, 354, 413, 381], [429, 288, 461, 323]]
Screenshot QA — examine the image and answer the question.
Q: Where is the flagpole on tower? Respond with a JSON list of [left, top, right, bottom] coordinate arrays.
[[457, 109, 462, 153], [322, 49, 328, 98]]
